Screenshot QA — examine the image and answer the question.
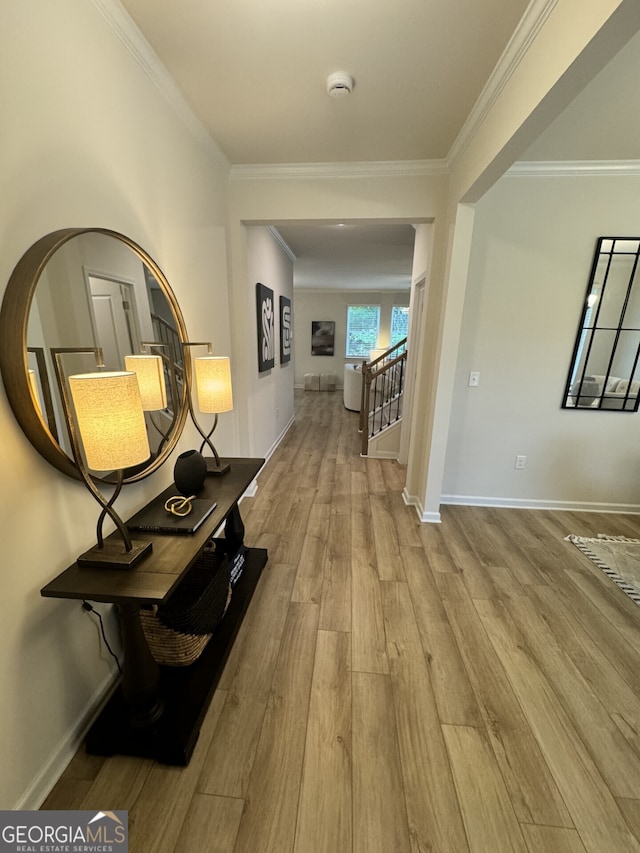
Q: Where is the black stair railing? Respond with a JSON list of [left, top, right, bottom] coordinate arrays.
[[359, 338, 407, 456]]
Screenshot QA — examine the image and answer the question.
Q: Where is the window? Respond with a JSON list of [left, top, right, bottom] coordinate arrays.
[[346, 305, 380, 358], [390, 306, 410, 347]]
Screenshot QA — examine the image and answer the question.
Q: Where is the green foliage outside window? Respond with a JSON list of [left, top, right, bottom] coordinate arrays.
[[346, 305, 380, 357], [390, 306, 409, 347]]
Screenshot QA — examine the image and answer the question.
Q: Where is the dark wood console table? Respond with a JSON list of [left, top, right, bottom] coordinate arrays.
[[41, 458, 267, 765]]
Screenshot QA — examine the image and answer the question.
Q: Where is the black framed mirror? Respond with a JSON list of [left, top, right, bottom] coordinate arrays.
[[0, 228, 189, 481], [562, 237, 640, 411]]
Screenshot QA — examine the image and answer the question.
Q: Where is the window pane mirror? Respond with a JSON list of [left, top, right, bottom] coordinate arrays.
[[0, 228, 189, 481], [563, 237, 640, 411]]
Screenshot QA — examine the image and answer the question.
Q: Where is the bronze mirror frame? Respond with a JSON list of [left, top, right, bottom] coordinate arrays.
[[0, 227, 189, 481]]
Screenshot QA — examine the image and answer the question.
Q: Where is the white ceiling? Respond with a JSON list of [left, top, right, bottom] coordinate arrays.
[[117, 1, 640, 289], [119, 0, 530, 164], [275, 223, 416, 291]]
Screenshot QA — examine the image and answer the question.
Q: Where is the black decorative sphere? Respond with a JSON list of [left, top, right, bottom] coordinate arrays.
[[173, 449, 207, 496]]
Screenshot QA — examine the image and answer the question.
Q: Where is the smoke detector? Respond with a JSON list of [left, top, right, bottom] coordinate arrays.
[[326, 72, 354, 98]]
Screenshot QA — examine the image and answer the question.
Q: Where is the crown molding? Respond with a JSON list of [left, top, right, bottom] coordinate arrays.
[[267, 226, 296, 261], [448, 0, 559, 167], [229, 160, 448, 181], [507, 160, 640, 177], [90, 0, 230, 169]]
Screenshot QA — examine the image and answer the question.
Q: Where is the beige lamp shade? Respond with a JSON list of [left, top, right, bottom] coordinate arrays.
[[124, 354, 167, 411], [194, 356, 233, 414], [370, 348, 386, 361], [69, 371, 150, 471]]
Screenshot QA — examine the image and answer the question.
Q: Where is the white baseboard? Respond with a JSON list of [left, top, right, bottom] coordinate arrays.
[[402, 487, 442, 523], [440, 494, 640, 514], [402, 488, 640, 521], [421, 511, 443, 523], [241, 481, 259, 500], [265, 415, 296, 464], [16, 670, 119, 809], [239, 414, 297, 507]]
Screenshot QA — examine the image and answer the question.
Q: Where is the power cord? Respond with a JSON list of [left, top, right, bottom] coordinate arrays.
[[82, 601, 122, 674]]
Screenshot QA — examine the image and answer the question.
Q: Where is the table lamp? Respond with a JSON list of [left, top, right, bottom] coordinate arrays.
[[52, 347, 153, 568], [182, 342, 233, 475], [124, 351, 167, 411], [127, 341, 183, 459]]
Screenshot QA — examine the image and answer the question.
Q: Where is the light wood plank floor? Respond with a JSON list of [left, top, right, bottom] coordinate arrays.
[[43, 390, 640, 853]]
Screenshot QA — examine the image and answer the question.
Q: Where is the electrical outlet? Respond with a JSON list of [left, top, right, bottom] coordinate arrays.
[[469, 371, 480, 387], [514, 455, 527, 469]]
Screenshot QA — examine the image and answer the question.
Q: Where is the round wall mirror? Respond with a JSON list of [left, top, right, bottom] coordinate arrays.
[[0, 228, 189, 481]]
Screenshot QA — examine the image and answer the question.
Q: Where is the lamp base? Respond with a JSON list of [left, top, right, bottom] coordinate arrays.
[[205, 459, 230, 476], [78, 540, 153, 569]]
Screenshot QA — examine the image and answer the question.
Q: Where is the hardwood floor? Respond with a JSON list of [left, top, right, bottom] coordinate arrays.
[[43, 390, 640, 853]]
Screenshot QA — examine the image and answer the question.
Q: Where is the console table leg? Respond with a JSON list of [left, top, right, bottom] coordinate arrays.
[[118, 602, 164, 728], [225, 502, 245, 550]]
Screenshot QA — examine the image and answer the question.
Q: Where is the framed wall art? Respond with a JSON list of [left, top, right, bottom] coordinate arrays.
[[280, 295, 292, 364], [311, 320, 335, 356], [256, 282, 275, 372]]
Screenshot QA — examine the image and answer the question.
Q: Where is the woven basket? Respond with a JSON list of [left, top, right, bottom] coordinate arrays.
[[158, 542, 232, 635], [140, 609, 213, 666], [140, 540, 232, 666]]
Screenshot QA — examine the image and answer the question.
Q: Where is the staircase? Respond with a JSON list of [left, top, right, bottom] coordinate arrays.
[[146, 313, 185, 455], [359, 338, 407, 457]]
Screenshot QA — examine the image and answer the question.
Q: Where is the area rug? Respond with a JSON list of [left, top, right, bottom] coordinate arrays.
[[565, 535, 640, 607]]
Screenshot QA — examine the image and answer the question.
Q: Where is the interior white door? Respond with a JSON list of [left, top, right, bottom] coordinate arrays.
[[88, 276, 137, 369]]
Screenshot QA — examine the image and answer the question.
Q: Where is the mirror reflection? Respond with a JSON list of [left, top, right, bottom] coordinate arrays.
[[12, 229, 187, 480], [563, 237, 640, 411]]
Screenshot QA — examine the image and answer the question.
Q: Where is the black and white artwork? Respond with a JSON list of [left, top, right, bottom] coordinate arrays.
[[311, 320, 335, 356], [280, 296, 292, 364], [256, 282, 275, 371]]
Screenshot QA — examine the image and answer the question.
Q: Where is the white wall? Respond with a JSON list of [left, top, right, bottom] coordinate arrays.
[[227, 171, 449, 457], [243, 227, 295, 456], [405, 0, 640, 521], [0, 0, 231, 808], [443, 172, 640, 511], [293, 290, 410, 387]]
